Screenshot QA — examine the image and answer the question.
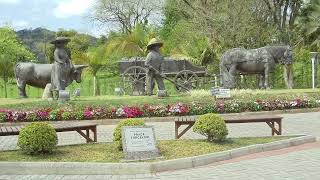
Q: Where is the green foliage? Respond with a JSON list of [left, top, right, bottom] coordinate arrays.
[[193, 113, 228, 142], [105, 25, 150, 60], [113, 118, 145, 149], [0, 27, 34, 98], [292, 48, 312, 88], [26, 112, 37, 122], [61, 111, 72, 120], [17, 122, 58, 155], [297, 0, 320, 48], [47, 29, 96, 64], [49, 109, 61, 120], [0, 112, 6, 122], [162, 21, 212, 65], [74, 111, 84, 120]]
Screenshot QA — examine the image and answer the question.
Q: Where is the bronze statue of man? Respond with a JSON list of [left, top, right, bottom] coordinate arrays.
[[145, 38, 166, 95], [50, 37, 74, 91]]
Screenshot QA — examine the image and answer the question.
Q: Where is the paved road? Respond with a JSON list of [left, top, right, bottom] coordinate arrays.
[[0, 112, 320, 179]]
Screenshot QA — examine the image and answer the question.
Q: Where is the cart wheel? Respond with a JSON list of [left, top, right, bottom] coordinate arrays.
[[122, 66, 147, 95], [174, 70, 199, 92]]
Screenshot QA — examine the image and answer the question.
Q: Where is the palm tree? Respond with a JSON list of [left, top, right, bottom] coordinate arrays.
[[298, 0, 320, 47], [105, 25, 149, 59], [87, 46, 105, 96]]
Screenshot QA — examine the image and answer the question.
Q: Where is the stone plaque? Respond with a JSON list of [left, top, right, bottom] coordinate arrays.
[[157, 90, 167, 97], [122, 126, 160, 161]]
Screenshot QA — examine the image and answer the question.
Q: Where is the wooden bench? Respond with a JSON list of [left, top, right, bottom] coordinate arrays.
[[175, 114, 282, 139], [0, 122, 98, 143]]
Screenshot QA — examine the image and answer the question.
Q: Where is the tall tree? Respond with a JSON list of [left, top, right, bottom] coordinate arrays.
[[0, 27, 34, 98], [87, 46, 106, 96], [298, 0, 320, 48], [262, 0, 303, 43], [92, 0, 163, 33]]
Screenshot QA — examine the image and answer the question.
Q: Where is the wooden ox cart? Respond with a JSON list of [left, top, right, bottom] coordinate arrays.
[[119, 57, 211, 95]]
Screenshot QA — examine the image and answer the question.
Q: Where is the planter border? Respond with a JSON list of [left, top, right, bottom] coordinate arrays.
[[1, 107, 320, 126], [0, 135, 316, 175]]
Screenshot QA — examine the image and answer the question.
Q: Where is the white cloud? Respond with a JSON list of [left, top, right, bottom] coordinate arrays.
[[0, 0, 20, 4], [0, 20, 30, 30], [53, 0, 94, 19], [14, 20, 29, 28]]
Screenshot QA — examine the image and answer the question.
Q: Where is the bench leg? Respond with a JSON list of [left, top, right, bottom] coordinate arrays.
[[277, 120, 282, 135], [175, 123, 181, 139], [86, 129, 90, 143], [175, 122, 194, 139], [266, 121, 281, 136], [76, 129, 94, 143], [272, 122, 275, 136], [91, 126, 97, 142]]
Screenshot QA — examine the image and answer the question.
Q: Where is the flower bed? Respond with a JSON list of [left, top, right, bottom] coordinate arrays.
[[0, 97, 319, 123]]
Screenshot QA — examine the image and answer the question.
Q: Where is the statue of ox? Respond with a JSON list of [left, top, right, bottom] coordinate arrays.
[[220, 46, 294, 89], [14, 62, 87, 98]]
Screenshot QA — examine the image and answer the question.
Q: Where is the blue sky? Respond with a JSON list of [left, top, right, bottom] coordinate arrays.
[[0, 0, 104, 37]]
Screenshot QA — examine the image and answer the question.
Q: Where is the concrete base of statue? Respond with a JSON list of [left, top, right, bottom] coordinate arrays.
[[42, 83, 53, 100], [58, 90, 70, 101]]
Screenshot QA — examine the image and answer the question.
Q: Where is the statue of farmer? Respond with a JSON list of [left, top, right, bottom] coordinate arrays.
[[145, 38, 166, 96], [50, 37, 74, 92]]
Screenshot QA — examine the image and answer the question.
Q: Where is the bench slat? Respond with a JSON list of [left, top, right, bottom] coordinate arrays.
[[0, 122, 98, 137]]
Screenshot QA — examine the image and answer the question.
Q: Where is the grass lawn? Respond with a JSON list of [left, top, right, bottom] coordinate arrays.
[[0, 136, 291, 162], [0, 88, 319, 110]]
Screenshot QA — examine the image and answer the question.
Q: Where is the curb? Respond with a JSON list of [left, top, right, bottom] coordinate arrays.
[[0, 135, 316, 175]]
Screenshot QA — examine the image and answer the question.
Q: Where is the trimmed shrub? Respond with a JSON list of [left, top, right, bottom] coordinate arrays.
[[18, 122, 58, 154], [113, 118, 145, 149], [0, 112, 6, 122], [193, 113, 228, 142]]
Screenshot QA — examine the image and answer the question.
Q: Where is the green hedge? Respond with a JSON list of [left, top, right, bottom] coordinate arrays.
[[18, 122, 58, 155]]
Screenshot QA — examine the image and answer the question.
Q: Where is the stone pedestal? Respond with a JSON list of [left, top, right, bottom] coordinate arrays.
[[74, 88, 80, 97], [115, 88, 124, 96], [42, 83, 53, 100], [58, 90, 70, 101]]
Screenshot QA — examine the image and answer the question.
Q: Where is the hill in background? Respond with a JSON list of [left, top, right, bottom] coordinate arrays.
[[16, 28, 97, 63]]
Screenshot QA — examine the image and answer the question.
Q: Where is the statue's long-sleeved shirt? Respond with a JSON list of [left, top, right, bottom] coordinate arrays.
[[145, 50, 164, 73]]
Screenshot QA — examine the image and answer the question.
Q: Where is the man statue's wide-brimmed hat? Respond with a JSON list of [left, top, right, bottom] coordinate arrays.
[[147, 38, 163, 50], [50, 37, 71, 44]]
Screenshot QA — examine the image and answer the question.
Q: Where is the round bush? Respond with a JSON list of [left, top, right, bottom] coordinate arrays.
[[193, 113, 228, 142], [18, 122, 58, 154], [113, 118, 145, 149]]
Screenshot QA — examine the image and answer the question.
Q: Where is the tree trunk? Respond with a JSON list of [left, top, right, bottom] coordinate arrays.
[[283, 64, 294, 89], [93, 75, 100, 96]]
